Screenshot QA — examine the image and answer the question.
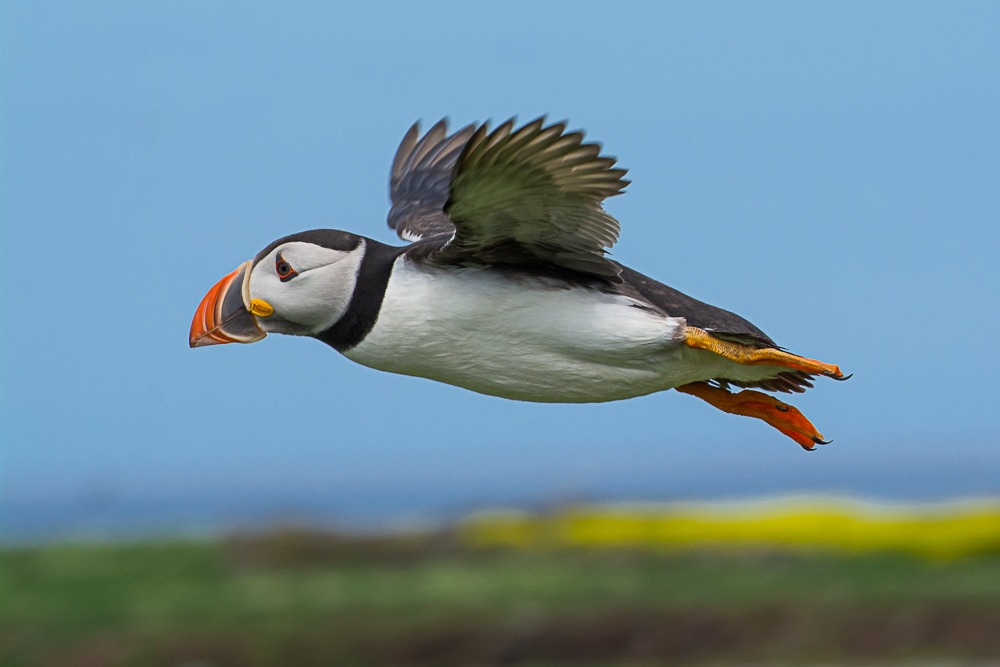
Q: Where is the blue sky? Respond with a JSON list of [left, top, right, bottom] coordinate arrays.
[[2, 2, 999, 536]]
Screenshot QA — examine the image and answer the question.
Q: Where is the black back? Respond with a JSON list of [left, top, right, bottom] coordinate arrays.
[[615, 264, 775, 346]]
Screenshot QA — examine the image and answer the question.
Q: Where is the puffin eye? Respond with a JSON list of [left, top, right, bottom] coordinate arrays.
[[276, 254, 298, 282]]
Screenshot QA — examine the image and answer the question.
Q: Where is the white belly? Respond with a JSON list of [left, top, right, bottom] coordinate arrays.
[[344, 260, 754, 402]]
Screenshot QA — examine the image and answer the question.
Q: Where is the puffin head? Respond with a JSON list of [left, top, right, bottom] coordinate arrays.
[[190, 230, 365, 347]]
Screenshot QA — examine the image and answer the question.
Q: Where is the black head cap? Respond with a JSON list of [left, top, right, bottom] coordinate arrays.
[[252, 229, 363, 267]]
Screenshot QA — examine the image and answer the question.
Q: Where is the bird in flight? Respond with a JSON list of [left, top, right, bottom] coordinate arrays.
[[190, 117, 848, 450]]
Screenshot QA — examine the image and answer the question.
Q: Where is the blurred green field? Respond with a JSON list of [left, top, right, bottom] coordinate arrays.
[[4, 525, 1000, 666]]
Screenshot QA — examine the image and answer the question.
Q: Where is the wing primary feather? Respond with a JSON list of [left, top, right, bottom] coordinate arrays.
[[413, 128, 462, 174], [388, 119, 480, 241], [490, 116, 547, 165], [463, 118, 516, 170], [400, 119, 448, 181], [390, 122, 421, 193], [456, 122, 491, 173]]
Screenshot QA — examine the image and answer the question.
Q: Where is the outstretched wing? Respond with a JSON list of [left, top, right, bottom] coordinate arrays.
[[388, 119, 475, 242], [437, 117, 629, 279]]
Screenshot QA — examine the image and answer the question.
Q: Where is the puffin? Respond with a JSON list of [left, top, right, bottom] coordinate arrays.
[[190, 117, 848, 450]]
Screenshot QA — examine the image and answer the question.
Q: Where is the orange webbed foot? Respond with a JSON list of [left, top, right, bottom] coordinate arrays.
[[684, 327, 850, 380], [676, 381, 829, 451]]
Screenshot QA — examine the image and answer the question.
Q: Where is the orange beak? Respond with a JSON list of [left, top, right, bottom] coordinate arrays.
[[189, 260, 267, 348]]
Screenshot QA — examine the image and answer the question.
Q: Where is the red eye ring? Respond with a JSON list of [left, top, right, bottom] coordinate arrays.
[[276, 254, 298, 282]]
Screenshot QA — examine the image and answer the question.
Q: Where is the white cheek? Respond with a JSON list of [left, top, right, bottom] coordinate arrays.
[[275, 271, 352, 329], [249, 243, 365, 335]]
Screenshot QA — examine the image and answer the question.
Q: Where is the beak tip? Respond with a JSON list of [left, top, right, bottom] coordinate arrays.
[[189, 332, 239, 348], [189, 334, 209, 348]]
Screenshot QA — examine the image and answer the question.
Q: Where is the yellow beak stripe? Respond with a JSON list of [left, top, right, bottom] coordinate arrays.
[[249, 299, 274, 317]]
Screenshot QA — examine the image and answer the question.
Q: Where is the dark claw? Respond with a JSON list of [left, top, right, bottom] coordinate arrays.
[[827, 372, 853, 381], [812, 436, 833, 445]]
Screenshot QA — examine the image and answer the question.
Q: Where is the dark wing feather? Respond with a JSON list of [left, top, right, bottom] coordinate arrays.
[[388, 119, 476, 241], [434, 117, 630, 280]]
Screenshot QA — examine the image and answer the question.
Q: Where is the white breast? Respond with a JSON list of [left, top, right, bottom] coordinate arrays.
[[343, 259, 736, 402]]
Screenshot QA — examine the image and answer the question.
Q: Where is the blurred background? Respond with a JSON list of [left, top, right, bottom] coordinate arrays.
[[2, 1, 999, 665]]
